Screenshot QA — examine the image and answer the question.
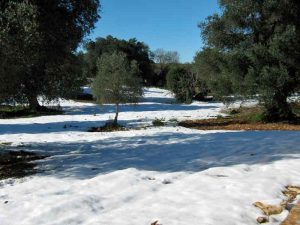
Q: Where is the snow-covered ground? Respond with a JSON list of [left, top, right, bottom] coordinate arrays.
[[0, 88, 300, 225]]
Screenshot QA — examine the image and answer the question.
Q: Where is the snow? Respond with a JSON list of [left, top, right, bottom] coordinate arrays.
[[82, 86, 92, 95], [0, 87, 300, 225]]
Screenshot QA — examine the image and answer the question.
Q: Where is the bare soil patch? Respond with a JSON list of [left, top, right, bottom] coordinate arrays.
[[0, 150, 48, 180], [0, 105, 62, 119], [88, 122, 127, 132], [281, 201, 300, 225], [179, 105, 300, 131], [179, 118, 300, 131]]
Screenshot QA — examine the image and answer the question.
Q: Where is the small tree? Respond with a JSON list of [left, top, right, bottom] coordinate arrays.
[[92, 52, 143, 125], [166, 66, 195, 103]]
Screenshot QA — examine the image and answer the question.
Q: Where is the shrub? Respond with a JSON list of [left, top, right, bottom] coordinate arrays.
[[152, 118, 165, 126], [166, 66, 194, 103]]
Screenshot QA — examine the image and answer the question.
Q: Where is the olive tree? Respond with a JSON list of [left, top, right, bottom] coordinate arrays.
[[92, 52, 143, 125], [199, 0, 300, 121], [0, 0, 100, 110]]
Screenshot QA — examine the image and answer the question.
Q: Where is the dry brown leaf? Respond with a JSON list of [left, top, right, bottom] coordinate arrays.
[[253, 201, 284, 216], [286, 186, 300, 195], [282, 190, 298, 202]]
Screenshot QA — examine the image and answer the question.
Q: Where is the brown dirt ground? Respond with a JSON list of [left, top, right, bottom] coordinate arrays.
[[281, 201, 300, 225], [179, 119, 300, 131]]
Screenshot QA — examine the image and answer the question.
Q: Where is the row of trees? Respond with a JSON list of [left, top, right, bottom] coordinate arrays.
[[1, 0, 299, 122], [81, 37, 206, 108], [81, 37, 200, 124], [0, 1, 205, 117], [0, 0, 191, 122], [81, 36, 182, 87]]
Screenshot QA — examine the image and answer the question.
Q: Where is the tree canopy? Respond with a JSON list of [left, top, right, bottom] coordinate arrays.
[[166, 66, 194, 103], [92, 52, 143, 125], [197, 0, 300, 121], [0, 0, 100, 110], [84, 35, 154, 85]]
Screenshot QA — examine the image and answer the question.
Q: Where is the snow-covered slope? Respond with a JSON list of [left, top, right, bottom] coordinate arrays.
[[0, 88, 300, 225]]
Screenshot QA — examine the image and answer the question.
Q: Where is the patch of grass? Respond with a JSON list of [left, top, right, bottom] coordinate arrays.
[[152, 118, 165, 127], [0, 105, 63, 119], [226, 103, 300, 123], [224, 106, 265, 123], [88, 122, 126, 132], [179, 105, 300, 131], [216, 114, 225, 119], [0, 150, 48, 180]]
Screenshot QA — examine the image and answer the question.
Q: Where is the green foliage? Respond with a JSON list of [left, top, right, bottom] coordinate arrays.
[[0, 1, 39, 104], [0, 105, 62, 119], [92, 52, 143, 104], [194, 48, 233, 100], [198, 0, 300, 121], [84, 36, 154, 85], [166, 66, 195, 103], [92, 52, 143, 124], [152, 118, 165, 127], [0, 0, 100, 110], [226, 106, 265, 123]]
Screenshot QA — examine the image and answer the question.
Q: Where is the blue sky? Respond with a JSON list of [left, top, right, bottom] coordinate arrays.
[[88, 0, 220, 63]]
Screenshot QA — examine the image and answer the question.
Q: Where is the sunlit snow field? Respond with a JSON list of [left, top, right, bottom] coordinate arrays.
[[0, 88, 300, 225]]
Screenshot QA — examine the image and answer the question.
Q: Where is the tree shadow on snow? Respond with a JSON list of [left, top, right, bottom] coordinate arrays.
[[0, 119, 145, 135], [15, 130, 300, 179], [0, 102, 219, 135], [62, 103, 218, 116]]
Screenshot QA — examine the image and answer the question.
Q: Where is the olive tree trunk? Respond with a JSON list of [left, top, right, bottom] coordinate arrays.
[[27, 95, 41, 111], [113, 103, 120, 125], [264, 92, 295, 122]]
